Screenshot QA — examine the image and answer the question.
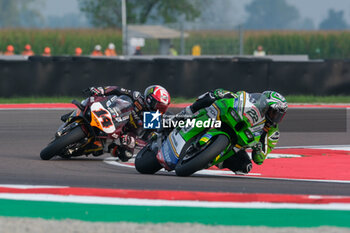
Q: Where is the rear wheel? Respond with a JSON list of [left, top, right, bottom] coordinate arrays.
[[175, 135, 229, 177], [40, 126, 86, 160], [135, 145, 162, 174]]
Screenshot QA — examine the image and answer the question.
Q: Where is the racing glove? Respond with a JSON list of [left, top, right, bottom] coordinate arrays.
[[252, 142, 263, 154], [252, 143, 265, 165], [121, 135, 136, 149], [213, 89, 237, 99], [132, 91, 142, 101]]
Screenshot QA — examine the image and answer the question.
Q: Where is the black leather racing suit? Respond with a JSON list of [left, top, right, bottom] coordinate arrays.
[[89, 86, 150, 161]]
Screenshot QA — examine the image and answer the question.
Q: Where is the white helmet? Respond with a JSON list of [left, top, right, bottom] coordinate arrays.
[[95, 45, 102, 51], [262, 91, 288, 124], [108, 43, 115, 50]]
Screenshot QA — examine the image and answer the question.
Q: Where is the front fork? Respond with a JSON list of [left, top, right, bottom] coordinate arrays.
[[56, 121, 80, 138], [147, 131, 165, 152], [57, 118, 102, 155]]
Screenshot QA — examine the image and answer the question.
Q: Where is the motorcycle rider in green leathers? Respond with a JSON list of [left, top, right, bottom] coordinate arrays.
[[177, 89, 288, 174]]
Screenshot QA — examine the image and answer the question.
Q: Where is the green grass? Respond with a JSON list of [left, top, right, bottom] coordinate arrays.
[[286, 95, 350, 103], [171, 97, 196, 103], [1, 199, 350, 227], [0, 96, 349, 104], [0, 96, 81, 104]]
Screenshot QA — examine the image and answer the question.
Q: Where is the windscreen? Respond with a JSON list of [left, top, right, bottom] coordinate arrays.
[[106, 95, 133, 117], [248, 93, 269, 117]]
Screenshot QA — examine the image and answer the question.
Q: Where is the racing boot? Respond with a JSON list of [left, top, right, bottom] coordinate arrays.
[[117, 147, 134, 162], [117, 135, 136, 162], [218, 150, 253, 175], [108, 143, 132, 162], [108, 143, 119, 157]]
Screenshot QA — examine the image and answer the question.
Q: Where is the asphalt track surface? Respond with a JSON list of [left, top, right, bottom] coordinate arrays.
[[0, 108, 349, 196]]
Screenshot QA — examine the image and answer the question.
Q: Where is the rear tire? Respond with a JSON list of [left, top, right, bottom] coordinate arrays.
[[135, 145, 162, 174], [40, 126, 86, 160], [175, 135, 229, 177]]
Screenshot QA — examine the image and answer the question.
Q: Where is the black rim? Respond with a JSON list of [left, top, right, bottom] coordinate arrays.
[[180, 137, 214, 165]]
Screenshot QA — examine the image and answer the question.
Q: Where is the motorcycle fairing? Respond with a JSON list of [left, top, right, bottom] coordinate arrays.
[[156, 131, 186, 170], [90, 102, 116, 134]]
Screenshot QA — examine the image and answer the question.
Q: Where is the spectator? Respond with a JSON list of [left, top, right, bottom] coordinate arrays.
[[192, 44, 201, 56], [105, 43, 117, 56], [75, 47, 83, 56], [22, 44, 35, 56], [169, 44, 178, 56], [4, 45, 15, 56], [134, 46, 142, 55], [253, 45, 266, 56], [42, 47, 51, 56], [91, 45, 103, 56]]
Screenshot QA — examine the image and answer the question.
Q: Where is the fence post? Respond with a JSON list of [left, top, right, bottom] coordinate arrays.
[[180, 23, 185, 55], [239, 25, 244, 55], [122, 0, 128, 55]]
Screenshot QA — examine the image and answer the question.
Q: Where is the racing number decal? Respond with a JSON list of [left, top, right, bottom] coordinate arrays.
[[246, 109, 259, 123], [93, 109, 113, 128]]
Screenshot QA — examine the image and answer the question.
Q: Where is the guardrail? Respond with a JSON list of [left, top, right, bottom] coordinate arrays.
[[0, 55, 348, 97]]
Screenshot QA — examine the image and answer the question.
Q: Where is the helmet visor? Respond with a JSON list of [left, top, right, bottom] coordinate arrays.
[[268, 108, 286, 123], [147, 95, 169, 114], [155, 102, 168, 114]]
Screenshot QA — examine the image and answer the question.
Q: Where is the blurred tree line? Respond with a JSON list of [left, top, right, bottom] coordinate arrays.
[[319, 9, 348, 30], [243, 0, 348, 30], [0, 0, 44, 27], [78, 0, 349, 30], [0, 0, 348, 30], [77, 0, 203, 28]]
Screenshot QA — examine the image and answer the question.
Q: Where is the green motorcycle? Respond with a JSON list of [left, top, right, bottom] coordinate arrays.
[[135, 91, 269, 177]]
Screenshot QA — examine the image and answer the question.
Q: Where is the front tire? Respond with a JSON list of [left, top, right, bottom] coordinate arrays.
[[135, 145, 162, 174], [175, 135, 229, 177], [40, 126, 86, 160]]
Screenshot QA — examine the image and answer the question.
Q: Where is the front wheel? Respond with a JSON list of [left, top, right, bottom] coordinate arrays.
[[175, 135, 229, 177], [135, 145, 162, 174], [40, 126, 86, 160]]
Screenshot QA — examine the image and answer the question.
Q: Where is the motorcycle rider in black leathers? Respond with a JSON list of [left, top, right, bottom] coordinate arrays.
[[85, 85, 171, 161]]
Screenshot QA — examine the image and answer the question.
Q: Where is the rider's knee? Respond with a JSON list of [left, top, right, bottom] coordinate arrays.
[[222, 150, 252, 174]]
